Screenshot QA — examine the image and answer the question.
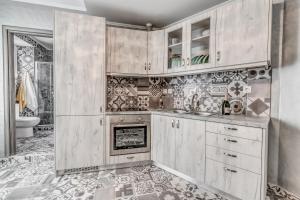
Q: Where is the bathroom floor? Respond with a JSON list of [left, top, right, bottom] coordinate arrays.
[[16, 129, 54, 156], [0, 154, 296, 200]]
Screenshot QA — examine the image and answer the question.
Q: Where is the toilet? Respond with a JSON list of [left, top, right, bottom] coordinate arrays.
[[15, 104, 40, 138], [16, 117, 40, 138]]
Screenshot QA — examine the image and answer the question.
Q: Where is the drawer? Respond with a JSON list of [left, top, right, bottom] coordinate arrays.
[[107, 153, 150, 165], [206, 159, 261, 200], [206, 145, 261, 174], [206, 122, 262, 141], [206, 132, 262, 157]]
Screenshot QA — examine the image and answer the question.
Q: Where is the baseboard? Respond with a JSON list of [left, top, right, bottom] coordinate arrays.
[[56, 160, 152, 176]]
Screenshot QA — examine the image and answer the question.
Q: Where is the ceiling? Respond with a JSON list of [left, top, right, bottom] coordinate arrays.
[[10, 0, 228, 27], [85, 0, 227, 27], [12, 0, 86, 11]]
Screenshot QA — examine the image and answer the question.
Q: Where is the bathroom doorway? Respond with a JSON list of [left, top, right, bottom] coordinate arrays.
[[3, 26, 53, 156]]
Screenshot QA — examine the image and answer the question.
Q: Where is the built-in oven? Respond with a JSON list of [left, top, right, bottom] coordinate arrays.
[[110, 115, 151, 156]]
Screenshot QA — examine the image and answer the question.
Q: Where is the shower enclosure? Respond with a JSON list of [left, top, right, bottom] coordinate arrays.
[[34, 62, 54, 128]]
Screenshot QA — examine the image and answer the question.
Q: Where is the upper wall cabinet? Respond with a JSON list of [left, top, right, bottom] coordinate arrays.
[[215, 0, 271, 67], [148, 30, 165, 75], [107, 27, 148, 75], [165, 10, 216, 74], [165, 23, 187, 73], [186, 10, 216, 71], [55, 12, 106, 116]]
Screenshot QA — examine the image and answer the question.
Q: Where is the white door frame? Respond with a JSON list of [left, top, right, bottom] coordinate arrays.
[[2, 25, 52, 156]]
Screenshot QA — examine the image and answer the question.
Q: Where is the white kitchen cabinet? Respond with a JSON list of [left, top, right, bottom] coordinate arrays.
[[165, 11, 216, 74], [175, 118, 206, 184], [147, 30, 165, 75], [56, 115, 105, 171], [54, 11, 106, 172], [151, 115, 176, 169], [215, 0, 271, 67], [107, 27, 148, 75], [55, 11, 106, 116], [206, 159, 261, 200], [186, 10, 216, 71], [152, 114, 206, 183], [205, 121, 268, 200], [164, 22, 187, 73]]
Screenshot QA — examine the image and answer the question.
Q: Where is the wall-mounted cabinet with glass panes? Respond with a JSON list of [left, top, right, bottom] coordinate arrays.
[[164, 11, 216, 74]]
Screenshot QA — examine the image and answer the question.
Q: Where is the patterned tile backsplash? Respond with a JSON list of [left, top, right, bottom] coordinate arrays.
[[107, 67, 271, 117]]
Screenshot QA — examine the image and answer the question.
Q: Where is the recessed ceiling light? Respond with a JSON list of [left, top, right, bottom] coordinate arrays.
[[11, 0, 87, 11]]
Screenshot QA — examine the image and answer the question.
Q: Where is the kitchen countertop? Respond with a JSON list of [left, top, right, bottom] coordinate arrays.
[[105, 110, 270, 129]]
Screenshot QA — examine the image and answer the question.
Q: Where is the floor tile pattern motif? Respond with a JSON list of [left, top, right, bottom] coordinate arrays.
[[0, 153, 297, 200], [16, 130, 54, 156], [106, 67, 271, 116]]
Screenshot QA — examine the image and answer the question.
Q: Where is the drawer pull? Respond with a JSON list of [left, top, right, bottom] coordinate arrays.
[[224, 153, 237, 158], [224, 138, 238, 143], [224, 167, 237, 173], [225, 127, 238, 131], [126, 156, 134, 159]]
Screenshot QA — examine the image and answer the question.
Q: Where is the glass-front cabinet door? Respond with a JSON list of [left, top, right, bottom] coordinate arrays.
[[165, 23, 187, 73], [186, 10, 216, 70]]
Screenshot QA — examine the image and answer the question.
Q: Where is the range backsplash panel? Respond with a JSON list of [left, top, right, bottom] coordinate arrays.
[[107, 67, 271, 117]]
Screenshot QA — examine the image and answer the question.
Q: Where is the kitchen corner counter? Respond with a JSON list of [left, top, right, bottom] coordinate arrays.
[[105, 110, 270, 129]]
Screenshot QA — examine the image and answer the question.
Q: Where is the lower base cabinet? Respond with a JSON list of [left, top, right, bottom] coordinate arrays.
[[55, 115, 105, 171], [206, 159, 261, 200], [151, 114, 206, 184]]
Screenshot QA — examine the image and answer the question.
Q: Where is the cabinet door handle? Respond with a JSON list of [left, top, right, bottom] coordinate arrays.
[[171, 120, 175, 128], [100, 106, 103, 113], [186, 58, 190, 66], [224, 138, 238, 143], [224, 152, 237, 158], [182, 58, 185, 66], [217, 51, 221, 62], [176, 120, 180, 129], [224, 167, 237, 173], [148, 62, 151, 71], [144, 62, 147, 70], [100, 119, 103, 126], [127, 156, 134, 159], [225, 127, 238, 131]]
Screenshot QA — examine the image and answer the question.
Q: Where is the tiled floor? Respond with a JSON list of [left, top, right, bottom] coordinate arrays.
[[16, 130, 54, 156], [0, 130, 298, 200]]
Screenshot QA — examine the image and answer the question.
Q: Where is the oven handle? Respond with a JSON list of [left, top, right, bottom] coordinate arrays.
[[112, 123, 149, 128]]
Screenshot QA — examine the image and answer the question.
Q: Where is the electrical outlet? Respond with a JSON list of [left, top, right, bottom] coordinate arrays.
[[244, 86, 252, 93]]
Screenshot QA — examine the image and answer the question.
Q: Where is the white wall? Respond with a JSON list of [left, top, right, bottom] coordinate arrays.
[[0, 0, 54, 157], [277, 0, 300, 195]]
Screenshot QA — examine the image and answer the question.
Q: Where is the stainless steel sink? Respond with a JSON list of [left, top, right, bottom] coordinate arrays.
[[192, 112, 216, 117], [172, 110, 191, 114]]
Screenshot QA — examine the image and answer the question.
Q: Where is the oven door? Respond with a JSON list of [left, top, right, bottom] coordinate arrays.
[[110, 123, 150, 156]]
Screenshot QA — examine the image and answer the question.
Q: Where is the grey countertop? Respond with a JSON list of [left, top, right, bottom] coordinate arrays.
[[105, 110, 270, 129]]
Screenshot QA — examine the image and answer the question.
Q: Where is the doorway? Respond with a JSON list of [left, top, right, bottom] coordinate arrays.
[[3, 26, 53, 156]]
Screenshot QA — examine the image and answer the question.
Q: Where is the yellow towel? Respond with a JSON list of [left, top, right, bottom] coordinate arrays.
[[16, 81, 26, 112]]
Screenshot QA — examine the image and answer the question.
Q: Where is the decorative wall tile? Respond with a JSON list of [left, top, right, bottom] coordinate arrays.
[[107, 67, 271, 116], [228, 81, 247, 98], [138, 96, 149, 111]]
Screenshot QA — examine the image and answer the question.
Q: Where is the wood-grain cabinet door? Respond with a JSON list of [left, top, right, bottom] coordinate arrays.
[[147, 30, 165, 75], [55, 11, 106, 115], [56, 115, 105, 171], [151, 115, 176, 169], [216, 0, 271, 67], [175, 118, 206, 184], [107, 27, 148, 75]]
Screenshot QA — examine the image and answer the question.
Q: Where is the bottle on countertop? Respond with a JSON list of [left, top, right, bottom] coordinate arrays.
[[222, 91, 231, 115]]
